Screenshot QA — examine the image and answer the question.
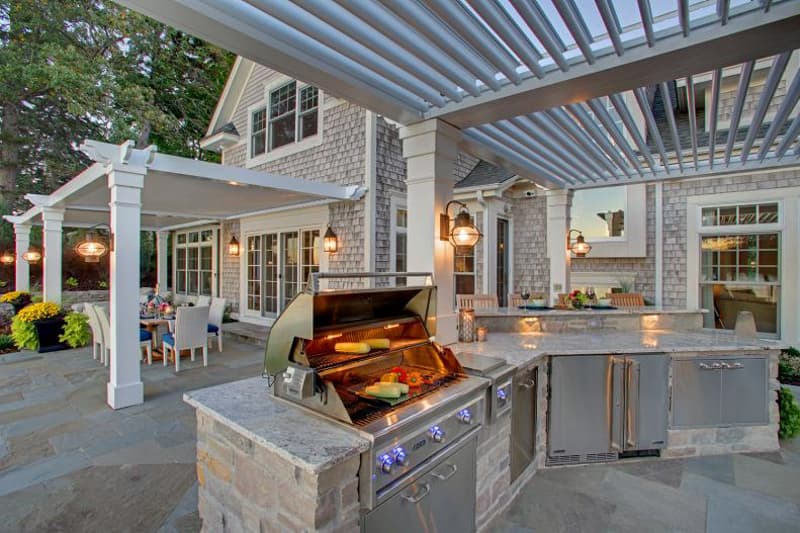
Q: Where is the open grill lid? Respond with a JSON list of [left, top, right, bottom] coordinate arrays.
[[264, 273, 436, 375]]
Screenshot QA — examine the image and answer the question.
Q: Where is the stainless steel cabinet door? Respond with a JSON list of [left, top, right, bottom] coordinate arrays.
[[721, 357, 768, 425], [511, 367, 536, 483], [672, 358, 722, 427], [363, 438, 477, 533], [549, 356, 613, 456], [625, 355, 668, 449]]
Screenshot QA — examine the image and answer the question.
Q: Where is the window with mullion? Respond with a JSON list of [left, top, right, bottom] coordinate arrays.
[[251, 108, 267, 157], [269, 81, 297, 150]]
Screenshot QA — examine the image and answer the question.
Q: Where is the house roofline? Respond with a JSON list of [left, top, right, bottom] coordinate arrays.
[[205, 56, 254, 137]]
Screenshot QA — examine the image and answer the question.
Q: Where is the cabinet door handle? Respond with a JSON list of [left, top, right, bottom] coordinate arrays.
[[431, 463, 458, 481], [699, 362, 711, 370], [730, 362, 744, 369], [401, 482, 430, 504], [519, 379, 536, 390]]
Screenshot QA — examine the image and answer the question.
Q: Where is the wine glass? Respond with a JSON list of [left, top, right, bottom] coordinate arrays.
[[520, 288, 531, 311]]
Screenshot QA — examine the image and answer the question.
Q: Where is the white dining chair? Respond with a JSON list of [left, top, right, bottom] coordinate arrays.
[[84, 304, 104, 362], [93, 305, 152, 365], [208, 297, 226, 352], [162, 305, 210, 372], [196, 295, 211, 307]]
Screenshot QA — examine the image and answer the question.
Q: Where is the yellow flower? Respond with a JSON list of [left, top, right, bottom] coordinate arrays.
[[16, 302, 62, 323], [0, 291, 30, 303]]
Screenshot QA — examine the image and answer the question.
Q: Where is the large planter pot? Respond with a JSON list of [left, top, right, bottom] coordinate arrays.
[[33, 317, 68, 353], [11, 301, 30, 314]]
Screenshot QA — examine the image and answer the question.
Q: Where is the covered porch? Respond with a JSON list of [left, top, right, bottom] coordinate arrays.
[[3, 140, 363, 409]]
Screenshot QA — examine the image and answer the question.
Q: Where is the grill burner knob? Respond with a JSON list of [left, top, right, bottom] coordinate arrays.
[[429, 426, 445, 443], [497, 389, 507, 402], [393, 447, 408, 466], [457, 409, 472, 424], [378, 454, 393, 474]]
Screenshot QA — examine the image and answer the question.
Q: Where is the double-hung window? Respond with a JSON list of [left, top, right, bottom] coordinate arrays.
[[391, 199, 408, 286], [250, 81, 319, 158], [175, 229, 215, 297]]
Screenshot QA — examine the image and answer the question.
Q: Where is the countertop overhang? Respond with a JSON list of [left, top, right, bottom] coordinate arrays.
[[473, 306, 709, 317]]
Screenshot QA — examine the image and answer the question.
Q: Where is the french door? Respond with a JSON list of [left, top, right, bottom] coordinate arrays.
[[247, 229, 319, 318]]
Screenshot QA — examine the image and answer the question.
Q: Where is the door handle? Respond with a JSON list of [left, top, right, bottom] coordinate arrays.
[[519, 378, 536, 390], [730, 362, 744, 369], [401, 482, 430, 504], [431, 463, 457, 481], [625, 360, 639, 449]]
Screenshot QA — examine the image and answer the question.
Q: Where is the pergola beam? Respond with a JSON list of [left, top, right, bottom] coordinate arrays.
[[425, 3, 800, 127]]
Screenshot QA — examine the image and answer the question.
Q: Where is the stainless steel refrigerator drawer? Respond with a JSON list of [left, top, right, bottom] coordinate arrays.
[[363, 436, 478, 533]]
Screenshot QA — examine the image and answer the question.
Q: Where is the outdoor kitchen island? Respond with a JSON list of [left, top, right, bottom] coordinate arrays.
[[184, 326, 783, 533]]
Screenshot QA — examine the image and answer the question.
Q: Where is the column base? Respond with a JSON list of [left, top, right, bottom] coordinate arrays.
[[433, 312, 458, 345], [107, 381, 144, 410]]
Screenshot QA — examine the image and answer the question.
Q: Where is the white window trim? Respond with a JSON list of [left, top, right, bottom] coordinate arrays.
[[573, 183, 647, 258], [172, 224, 218, 302], [389, 195, 407, 276], [238, 205, 329, 326], [245, 75, 324, 168], [686, 186, 800, 345]]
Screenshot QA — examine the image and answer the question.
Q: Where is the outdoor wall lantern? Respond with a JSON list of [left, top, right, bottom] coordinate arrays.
[[323, 226, 338, 254], [440, 200, 481, 249], [0, 251, 14, 265], [567, 229, 592, 258], [227, 235, 240, 257], [22, 247, 42, 264], [75, 225, 113, 263]]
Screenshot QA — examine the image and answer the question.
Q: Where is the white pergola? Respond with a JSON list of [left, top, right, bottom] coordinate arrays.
[[117, 0, 800, 348], [4, 140, 364, 409]]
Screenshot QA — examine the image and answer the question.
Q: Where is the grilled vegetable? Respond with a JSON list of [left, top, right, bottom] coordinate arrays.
[[380, 372, 399, 383], [390, 366, 408, 383], [363, 338, 391, 349], [364, 384, 401, 399], [406, 371, 423, 388], [334, 342, 371, 354]]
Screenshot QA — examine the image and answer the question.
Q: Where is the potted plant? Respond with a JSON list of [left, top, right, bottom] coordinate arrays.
[[0, 291, 33, 314], [11, 301, 68, 353]]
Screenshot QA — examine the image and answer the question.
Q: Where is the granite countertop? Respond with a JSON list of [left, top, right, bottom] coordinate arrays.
[[474, 306, 708, 317], [184, 377, 370, 474], [453, 329, 785, 369]]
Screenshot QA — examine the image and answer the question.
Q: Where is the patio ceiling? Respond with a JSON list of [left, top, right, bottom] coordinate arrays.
[[7, 140, 364, 231], [118, 0, 800, 189]]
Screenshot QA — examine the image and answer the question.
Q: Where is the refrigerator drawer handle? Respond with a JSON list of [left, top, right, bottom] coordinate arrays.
[[730, 362, 744, 369], [401, 482, 431, 504], [431, 463, 458, 481], [519, 379, 536, 390], [698, 362, 712, 370]]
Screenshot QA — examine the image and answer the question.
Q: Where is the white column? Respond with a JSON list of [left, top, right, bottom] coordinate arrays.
[[546, 189, 573, 307], [14, 223, 31, 292], [107, 168, 145, 409], [156, 231, 168, 294], [42, 207, 64, 304], [399, 119, 461, 345]]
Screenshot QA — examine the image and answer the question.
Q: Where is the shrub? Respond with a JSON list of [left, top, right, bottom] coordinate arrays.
[[97, 280, 108, 289], [0, 290, 31, 306], [778, 387, 800, 440], [59, 312, 90, 348], [0, 334, 15, 352], [64, 277, 79, 289], [11, 317, 38, 350], [16, 302, 61, 323], [779, 347, 800, 384]]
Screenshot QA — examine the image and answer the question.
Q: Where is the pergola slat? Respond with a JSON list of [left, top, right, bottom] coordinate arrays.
[[723, 60, 755, 165], [634, 87, 671, 173], [466, 0, 545, 79], [525, 114, 608, 178], [679, 0, 691, 37], [686, 75, 699, 169], [757, 69, 800, 161], [609, 93, 658, 172], [513, 1, 570, 70], [552, 0, 596, 64], [594, 0, 624, 56], [718, 0, 730, 25], [425, 0, 522, 85], [775, 117, 800, 159], [585, 99, 645, 176], [545, 108, 620, 177], [510, 116, 599, 181], [637, 0, 656, 47], [741, 52, 791, 163], [660, 82, 684, 172], [707, 68, 723, 168], [568, 103, 633, 178]]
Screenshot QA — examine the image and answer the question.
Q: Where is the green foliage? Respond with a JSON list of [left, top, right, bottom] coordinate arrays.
[[64, 276, 79, 289], [778, 387, 800, 440], [59, 312, 90, 348], [779, 347, 800, 384], [10, 316, 37, 351], [0, 334, 15, 351], [31, 295, 42, 304], [97, 280, 108, 289]]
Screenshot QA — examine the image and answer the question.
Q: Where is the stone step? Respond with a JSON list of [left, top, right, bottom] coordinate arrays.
[[222, 322, 270, 348]]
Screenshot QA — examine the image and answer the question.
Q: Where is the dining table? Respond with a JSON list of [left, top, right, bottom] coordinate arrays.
[[139, 316, 174, 361]]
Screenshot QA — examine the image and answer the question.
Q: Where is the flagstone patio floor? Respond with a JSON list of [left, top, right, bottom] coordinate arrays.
[[1, 337, 798, 532]]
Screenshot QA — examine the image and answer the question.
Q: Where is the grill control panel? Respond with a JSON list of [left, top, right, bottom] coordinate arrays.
[[373, 396, 484, 487]]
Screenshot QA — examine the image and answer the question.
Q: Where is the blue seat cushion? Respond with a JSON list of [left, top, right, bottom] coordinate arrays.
[[162, 332, 175, 346], [139, 329, 152, 342], [207, 324, 219, 334]]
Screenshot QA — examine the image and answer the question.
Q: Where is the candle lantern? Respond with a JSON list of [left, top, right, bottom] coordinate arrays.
[[458, 308, 476, 342], [476, 326, 489, 342]]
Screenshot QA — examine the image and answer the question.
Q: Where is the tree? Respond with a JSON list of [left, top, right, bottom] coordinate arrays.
[[0, 0, 234, 213]]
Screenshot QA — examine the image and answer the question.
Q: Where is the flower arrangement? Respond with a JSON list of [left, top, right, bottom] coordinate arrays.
[[0, 290, 32, 307], [158, 302, 173, 317], [567, 290, 590, 309], [16, 302, 62, 323]]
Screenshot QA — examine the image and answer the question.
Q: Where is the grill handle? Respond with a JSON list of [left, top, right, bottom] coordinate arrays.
[[308, 272, 434, 293]]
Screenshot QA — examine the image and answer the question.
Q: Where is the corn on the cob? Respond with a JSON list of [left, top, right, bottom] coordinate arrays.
[[363, 338, 391, 349], [334, 342, 371, 354]]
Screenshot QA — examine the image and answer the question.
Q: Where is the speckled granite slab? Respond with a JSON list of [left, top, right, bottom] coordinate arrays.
[[474, 306, 708, 317], [453, 330, 785, 369], [184, 377, 369, 473]]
